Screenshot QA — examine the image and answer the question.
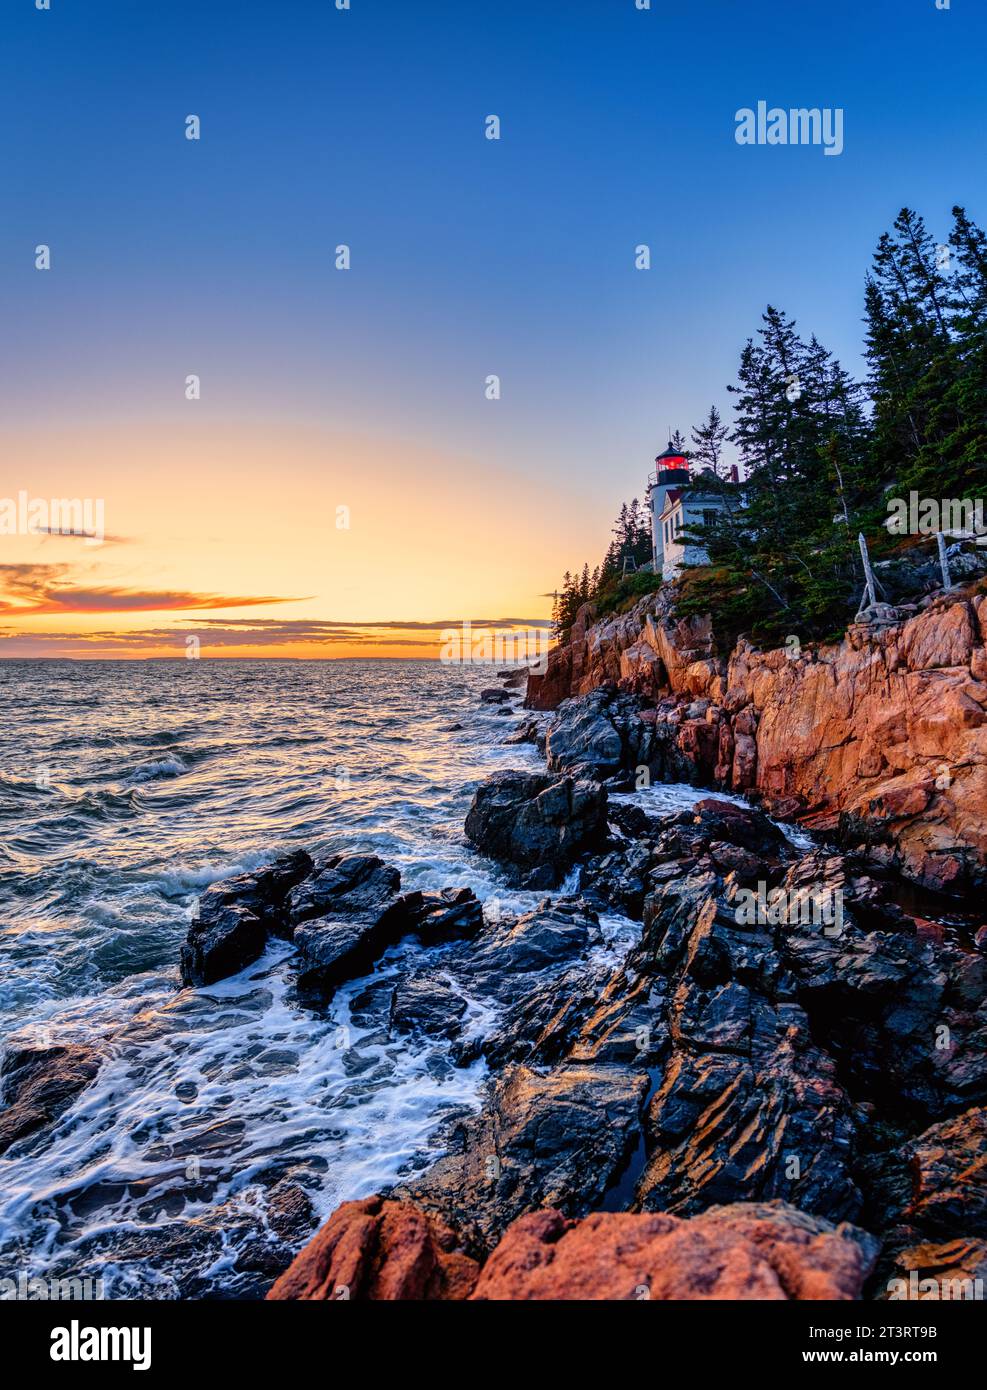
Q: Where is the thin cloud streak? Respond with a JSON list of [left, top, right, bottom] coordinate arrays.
[[0, 564, 304, 615]]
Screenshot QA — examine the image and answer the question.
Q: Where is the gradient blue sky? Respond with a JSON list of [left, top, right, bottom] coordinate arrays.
[[1, 0, 984, 655]]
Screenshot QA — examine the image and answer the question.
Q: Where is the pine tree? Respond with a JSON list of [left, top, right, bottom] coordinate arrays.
[[680, 306, 869, 643], [865, 207, 964, 500], [941, 206, 987, 498], [691, 406, 729, 479]]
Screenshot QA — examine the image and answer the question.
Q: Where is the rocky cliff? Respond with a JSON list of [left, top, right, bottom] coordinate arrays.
[[526, 587, 987, 895]]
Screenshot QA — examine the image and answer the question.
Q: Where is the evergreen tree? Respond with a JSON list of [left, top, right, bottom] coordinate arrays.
[[863, 206, 976, 500], [691, 406, 729, 479], [680, 306, 870, 643]]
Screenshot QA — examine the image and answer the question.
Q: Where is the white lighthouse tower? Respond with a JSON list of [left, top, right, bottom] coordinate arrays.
[[647, 440, 691, 572]]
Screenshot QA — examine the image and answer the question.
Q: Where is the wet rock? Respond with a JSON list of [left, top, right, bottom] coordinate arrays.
[[288, 854, 401, 927], [566, 867, 865, 1223], [266, 1195, 479, 1300], [464, 770, 607, 885], [776, 854, 987, 1123], [394, 1063, 648, 1254], [410, 887, 484, 944], [180, 904, 265, 989], [545, 689, 626, 776], [480, 688, 510, 704], [234, 1182, 317, 1282], [498, 668, 529, 689], [637, 1030, 863, 1222], [471, 1201, 879, 1301], [180, 849, 314, 985], [693, 798, 787, 856], [503, 717, 541, 745], [390, 975, 468, 1040], [706, 841, 765, 881], [265, 1180, 316, 1243], [466, 898, 599, 988], [0, 1044, 102, 1155], [294, 897, 414, 998], [55, 1220, 226, 1299], [902, 1107, 987, 1238], [469, 961, 614, 1069], [195, 850, 314, 937], [579, 797, 792, 922]]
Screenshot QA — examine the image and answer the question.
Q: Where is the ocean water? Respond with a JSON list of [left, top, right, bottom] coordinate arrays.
[[0, 659, 713, 1298]]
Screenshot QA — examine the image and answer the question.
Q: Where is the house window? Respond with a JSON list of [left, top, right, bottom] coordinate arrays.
[[702, 510, 717, 529]]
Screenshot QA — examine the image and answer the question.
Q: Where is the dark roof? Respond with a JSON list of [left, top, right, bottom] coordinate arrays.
[[658, 489, 682, 516], [655, 442, 688, 463]]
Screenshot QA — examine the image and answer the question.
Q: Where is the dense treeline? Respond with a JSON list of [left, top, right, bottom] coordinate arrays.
[[552, 206, 987, 647], [550, 497, 653, 635]]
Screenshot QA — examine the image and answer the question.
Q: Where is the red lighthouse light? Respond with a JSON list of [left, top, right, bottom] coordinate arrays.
[[655, 444, 688, 471]]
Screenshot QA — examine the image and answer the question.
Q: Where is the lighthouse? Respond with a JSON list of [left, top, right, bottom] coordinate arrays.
[[648, 441, 691, 571]]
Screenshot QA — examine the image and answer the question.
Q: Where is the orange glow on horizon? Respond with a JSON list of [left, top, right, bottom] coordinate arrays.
[[0, 418, 599, 660]]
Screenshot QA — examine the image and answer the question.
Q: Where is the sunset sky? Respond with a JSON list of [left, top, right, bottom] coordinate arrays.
[[2, 0, 983, 658]]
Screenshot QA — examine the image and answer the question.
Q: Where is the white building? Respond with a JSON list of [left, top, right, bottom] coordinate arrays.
[[647, 441, 736, 581]]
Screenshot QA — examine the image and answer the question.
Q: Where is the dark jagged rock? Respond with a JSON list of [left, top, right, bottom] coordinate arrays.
[[869, 1106, 987, 1295], [195, 850, 314, 935], [693, 798, 788, 855], [468, 960, 616, 1070], [296, 883, 486, 998], [288, 854, 401, 927], [464, 770, 607, 886], [544, 685, 710, 785], [902, 1107, 987, 1238], [480, 688, 510, 704], [180, 904, 266, 989], [235, 1180, 317, 1280], [295, 912, 401, 998], [579, 796, 793, 919], [497, 667, 529, 689], [776, 853, 987, 1124], [410, 887, 484, 943], [181, 851, 485, 995], [394, 1063, 649, 1255], [503, 717, 541, 746], [590, 865, 864, 1222], [180, 850, 313, 985], [637, 1029, 863, 1221], [390, 974, 468, 1040], [567, 839, 987, 1237], [0, 1044, 102, 1155], [464, 898, 599, 989], [545, 688, 628, 777]]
